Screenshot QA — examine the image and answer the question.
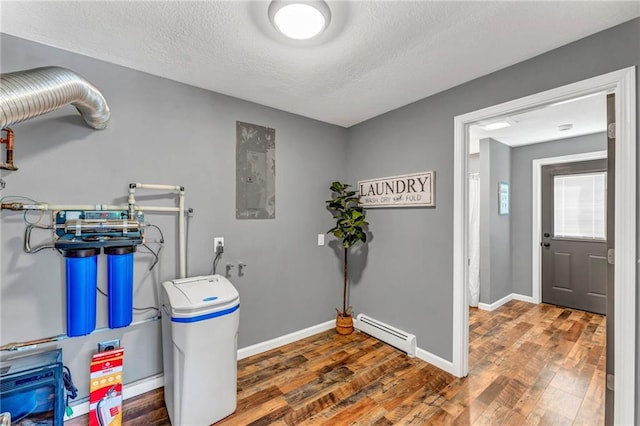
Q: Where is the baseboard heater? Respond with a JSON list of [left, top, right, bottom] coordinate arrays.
[[355, 313, 417, 357]]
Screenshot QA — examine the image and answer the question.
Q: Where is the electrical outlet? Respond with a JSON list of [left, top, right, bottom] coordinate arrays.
[[317, 234, 325, 246], [214, 237, 224, 253], [98, 339, 120, 352]]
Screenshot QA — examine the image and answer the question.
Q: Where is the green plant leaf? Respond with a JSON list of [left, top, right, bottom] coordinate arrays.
[[327, 181, 369, 250]]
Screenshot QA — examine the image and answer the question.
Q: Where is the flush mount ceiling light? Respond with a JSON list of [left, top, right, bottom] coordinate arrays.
[[268, 1, 331, 40]]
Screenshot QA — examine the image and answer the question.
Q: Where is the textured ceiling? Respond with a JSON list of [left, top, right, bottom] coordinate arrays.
[[1, 1, 638, 128]]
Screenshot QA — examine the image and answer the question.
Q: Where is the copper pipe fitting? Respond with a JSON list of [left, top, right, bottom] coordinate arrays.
[[0, 128, 17, 170]]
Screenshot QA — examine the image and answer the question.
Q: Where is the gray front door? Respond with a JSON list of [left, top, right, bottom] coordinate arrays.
[[541, 159, 607, 314]]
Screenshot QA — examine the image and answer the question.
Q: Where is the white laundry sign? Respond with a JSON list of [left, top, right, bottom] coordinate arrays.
[[358, 171, 435, 208]]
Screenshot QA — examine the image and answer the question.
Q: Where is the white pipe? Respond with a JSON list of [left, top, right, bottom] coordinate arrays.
[[5, 182, 188, 279], [130, 183, 187, 278], [128, 187, 136, 206], [19, 203, 128, 211], [133, 183, 182, 191], [178, 189, 186, 278], [7, 204, 180, 213], [137, 206, 180, 213], [98, 204, 127, 211]]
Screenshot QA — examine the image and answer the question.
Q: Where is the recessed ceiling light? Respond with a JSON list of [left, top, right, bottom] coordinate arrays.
[[269, 1, 331, 40], [482, 121, 511, 131]]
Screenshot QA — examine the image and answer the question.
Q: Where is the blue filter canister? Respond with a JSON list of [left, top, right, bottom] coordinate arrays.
[[64, 248, 100, 337], [105, 246, 135, 329]]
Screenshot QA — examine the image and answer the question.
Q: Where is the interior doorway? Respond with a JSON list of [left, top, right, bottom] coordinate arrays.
[[452, 67, 636, 424], [466, 99, 609, 422]]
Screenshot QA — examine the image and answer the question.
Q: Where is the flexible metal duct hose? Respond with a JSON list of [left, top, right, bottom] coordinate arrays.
[[0, 66, 110, 129]]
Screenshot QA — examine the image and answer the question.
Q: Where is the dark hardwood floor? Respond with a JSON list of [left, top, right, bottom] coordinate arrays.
[[66, 300, 605, 425]]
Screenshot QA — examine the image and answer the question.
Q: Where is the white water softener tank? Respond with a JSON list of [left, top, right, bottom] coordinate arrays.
[[161, 275, 240, 425]]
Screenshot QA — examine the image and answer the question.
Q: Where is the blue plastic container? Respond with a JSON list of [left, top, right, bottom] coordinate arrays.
[[0, 349, 64, 425], [64, 248, 99, 337], [106, 246, 135, 329]]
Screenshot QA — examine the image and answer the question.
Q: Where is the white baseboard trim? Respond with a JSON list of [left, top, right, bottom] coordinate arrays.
[[415, 347, 456, 376], [511, 293, 536, 304], [122, 374, 164, 399], [238, 320, 335, 360], [66, 374, 164, 420], [417, 292, 536, 376], [478, 293, 536, 311]]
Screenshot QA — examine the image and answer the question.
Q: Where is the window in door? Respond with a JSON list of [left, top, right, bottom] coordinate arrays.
[[553, 172, 606, 240]]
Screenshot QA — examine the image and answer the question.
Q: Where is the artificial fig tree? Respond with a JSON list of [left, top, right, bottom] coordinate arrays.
[[326, 181, 369, 332]]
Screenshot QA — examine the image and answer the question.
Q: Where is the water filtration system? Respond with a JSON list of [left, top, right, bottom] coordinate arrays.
[[53, 209, 144, 336], [54, 210, 144, 250], [1, 182, 188, 341]]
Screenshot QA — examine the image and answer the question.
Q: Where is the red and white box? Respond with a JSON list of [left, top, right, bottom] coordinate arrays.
[[89, 348, 124, 426]]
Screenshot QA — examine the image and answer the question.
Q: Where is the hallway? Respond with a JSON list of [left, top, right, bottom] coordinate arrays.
[[465, 300, 605, 424]]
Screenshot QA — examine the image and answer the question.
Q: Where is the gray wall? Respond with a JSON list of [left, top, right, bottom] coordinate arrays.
[[510, 132, 607, 297], [1, 16, 639, 417], [0, 34, 347, 399], [479, 138, 512, 305], [346, 18, 639, 366]]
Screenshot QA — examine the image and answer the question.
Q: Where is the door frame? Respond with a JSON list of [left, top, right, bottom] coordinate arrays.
[[532, 151, 608, 304], [452, 67, 636, 424]]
